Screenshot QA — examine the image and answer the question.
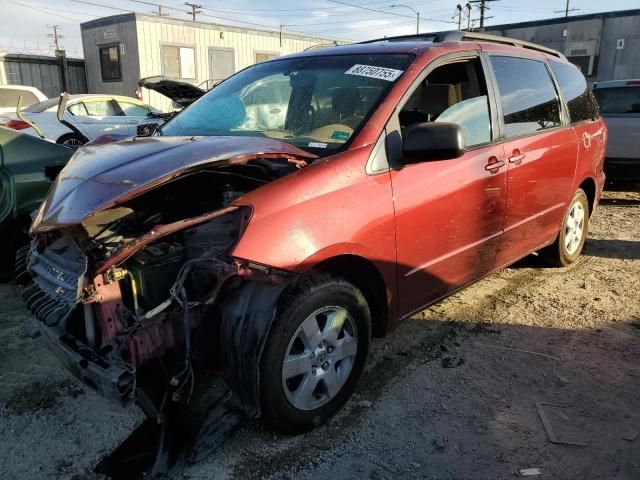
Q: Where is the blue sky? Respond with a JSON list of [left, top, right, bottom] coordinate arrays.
[[1, 0, 638, 57]]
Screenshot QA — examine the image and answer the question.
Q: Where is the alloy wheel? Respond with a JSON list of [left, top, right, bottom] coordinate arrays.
[[564, 200, 585, 255], [281, 306, 358, 411]]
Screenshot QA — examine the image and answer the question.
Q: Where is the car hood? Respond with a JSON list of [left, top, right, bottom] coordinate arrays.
[[138, 76, 206, 107], [31, 135, 315, 233]]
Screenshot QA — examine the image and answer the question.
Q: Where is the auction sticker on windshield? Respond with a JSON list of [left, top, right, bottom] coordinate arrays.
[[345, 64, 404, 82]]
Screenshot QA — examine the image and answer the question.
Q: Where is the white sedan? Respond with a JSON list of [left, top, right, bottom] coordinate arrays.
[[0, 94, 163, 147], [0, 85, 48, 114]]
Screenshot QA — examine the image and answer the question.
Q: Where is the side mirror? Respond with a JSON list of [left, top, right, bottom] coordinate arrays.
[[401, 122, 465, 164], [57, 92, 68, 123]]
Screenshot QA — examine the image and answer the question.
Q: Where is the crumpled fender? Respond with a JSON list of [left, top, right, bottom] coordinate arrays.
[[218, 279, 289, 418]]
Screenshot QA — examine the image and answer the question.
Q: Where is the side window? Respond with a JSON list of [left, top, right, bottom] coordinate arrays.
[[67, 102, 88, 116], [398, 57, 492, 147], [83, 100, 117, 117], [118, 101, 150, 117], [491, 56, 561, 138], [549, 60, 599, 122]]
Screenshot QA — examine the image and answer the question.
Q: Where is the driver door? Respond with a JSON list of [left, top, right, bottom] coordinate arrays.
[[390, 53, 508, 317]]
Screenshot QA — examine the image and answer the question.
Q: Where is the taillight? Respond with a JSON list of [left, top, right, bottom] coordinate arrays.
[[5, 119, 31, 130], [626, 80, 640, 86]]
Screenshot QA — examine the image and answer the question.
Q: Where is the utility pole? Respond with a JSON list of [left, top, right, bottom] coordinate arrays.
[[554, 0, 579, 17], [469, 0, 497, 30], [456, 4, 463, 30], [48, 25, 68, 93], [466, 2, 472, 30], [47, 24, 63, 51], [184, 2, 202, 21]]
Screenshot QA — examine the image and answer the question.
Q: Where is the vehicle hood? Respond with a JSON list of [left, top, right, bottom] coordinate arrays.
[[138, 76, 205, 107], [31, 135, 315, 233]]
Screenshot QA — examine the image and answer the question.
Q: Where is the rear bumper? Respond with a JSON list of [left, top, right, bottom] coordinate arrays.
[[604, 157, 640, 184]]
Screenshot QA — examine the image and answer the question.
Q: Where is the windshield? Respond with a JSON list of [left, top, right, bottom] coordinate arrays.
[[161, 53, 412, 154]]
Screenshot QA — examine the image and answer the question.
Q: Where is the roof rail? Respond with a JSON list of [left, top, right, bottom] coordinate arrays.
[[359, 30, 566, 60]]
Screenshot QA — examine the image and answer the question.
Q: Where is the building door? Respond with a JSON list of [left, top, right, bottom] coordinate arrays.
[[208, 48, 235, 85]]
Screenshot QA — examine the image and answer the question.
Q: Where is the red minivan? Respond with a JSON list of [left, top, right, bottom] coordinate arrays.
[[19, 32, 605, 435]]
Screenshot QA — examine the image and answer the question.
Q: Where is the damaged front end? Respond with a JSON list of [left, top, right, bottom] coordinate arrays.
[[17, 136, 312, 476]]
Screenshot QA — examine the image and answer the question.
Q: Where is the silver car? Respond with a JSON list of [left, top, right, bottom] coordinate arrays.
[[593, 80, 640, 186]]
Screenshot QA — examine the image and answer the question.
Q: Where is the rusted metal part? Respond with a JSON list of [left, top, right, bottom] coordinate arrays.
[[95, 206, 239, 274], [30, 136, 315, 234]]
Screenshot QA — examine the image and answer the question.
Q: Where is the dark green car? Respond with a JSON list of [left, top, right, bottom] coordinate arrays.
[[0, 126, 73, 276]]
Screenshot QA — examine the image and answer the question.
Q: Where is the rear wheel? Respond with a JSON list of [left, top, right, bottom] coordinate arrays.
[[260, 274, 371, 433], [540, 188, 589, 267], [57, 133, 85, 148]]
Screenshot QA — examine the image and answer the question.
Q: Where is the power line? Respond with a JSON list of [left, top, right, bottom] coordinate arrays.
[[324, 0, 456, 24]]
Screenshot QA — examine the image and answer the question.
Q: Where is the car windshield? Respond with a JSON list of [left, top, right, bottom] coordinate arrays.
[[160, 53, 412, 155], [593, 86, 640, 114]]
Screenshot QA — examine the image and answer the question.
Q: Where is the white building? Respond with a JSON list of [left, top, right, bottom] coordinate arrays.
[[81, 13, 337, 111]]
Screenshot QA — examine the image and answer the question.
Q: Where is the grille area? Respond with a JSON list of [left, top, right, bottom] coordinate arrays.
[[22, 237, 87, 327]]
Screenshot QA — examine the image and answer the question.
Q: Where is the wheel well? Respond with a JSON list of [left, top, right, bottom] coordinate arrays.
[[314, 255, 389, 338], [579, 177, 596, 216]]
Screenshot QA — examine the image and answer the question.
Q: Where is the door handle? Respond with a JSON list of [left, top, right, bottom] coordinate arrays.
[[485, 156, 505, 173], [508, 153, 526, 164]]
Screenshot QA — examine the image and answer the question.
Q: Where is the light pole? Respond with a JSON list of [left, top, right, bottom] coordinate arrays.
[[390, 4, 420, 34]]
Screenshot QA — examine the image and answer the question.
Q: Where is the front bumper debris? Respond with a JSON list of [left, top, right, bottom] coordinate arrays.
[[19, 237, 136, 404]]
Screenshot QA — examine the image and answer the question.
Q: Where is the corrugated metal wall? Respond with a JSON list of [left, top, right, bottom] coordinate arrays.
[[0, 54, 87, 98], [486, 10, 640, 83], [81, 14, 333, 111]]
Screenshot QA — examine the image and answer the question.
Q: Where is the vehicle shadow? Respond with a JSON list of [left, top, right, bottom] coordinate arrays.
[[599, 197, 640, 207], [209, 315, 640, 480], [584, 239, 640, 260]]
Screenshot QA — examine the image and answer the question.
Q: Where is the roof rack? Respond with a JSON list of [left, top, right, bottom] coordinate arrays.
[[359, 30, 566, 60]]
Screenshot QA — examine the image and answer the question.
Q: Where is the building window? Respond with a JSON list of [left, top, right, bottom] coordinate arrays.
[[99, 44, 122, 82], [162, 45, 196, 79], [255, 51, 278, 64]]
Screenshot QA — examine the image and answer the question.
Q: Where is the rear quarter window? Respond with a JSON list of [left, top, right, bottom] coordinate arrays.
[[549, 61, 599, 122], [593, 86, 640, 114]]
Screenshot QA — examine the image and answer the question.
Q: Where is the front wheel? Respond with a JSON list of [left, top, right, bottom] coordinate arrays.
[[260, 274, 371, 433], [540, 188, 589, 267]]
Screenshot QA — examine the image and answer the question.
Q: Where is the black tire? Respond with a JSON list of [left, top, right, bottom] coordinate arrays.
[[56, 133, 85, 148], [540, 188, 589, 267], [260, 274, 371, 434]]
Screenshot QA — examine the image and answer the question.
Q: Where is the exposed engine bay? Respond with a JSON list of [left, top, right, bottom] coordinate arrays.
[[17, 156, 304, 477]]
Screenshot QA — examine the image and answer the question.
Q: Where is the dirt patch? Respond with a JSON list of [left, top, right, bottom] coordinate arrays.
[[3, 379, 85, 416]]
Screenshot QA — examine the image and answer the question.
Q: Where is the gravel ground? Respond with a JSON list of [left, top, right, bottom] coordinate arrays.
[[1, 190, 639, 480]]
